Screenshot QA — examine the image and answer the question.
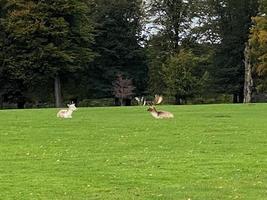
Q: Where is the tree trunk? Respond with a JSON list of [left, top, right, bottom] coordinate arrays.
[[243, 43, 253, 103], [238, 91, 244, 103], [125, 99, 131, 106], [0, 95, 3, 109], [115, 98, 120, 106], [233, 93, 238, 103], [54, 75, 62, 108], [175, 95, 181, 105], [17, 95, 25, 109]]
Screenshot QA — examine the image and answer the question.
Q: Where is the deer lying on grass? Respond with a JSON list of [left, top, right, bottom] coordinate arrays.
[[147, 95, 174, 119], [57, 103, 77, 118]]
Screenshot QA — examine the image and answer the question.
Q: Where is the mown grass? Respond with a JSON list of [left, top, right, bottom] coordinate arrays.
[[0, 104, 266, 200]]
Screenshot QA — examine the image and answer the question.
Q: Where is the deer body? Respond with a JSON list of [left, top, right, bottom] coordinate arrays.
[[147, 95, 174, 119], [57, 103, 77, 118], [148, 106, 174, 119]]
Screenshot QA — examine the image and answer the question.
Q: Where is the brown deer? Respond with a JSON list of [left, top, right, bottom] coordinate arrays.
[[147, 95, 174, 119]]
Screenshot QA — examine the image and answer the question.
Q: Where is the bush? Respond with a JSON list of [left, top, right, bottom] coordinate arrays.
[[78, 98, 114, 107]]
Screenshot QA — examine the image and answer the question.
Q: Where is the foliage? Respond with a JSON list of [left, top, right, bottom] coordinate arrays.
[[210, 0, 258, 102], [0, 0, 266, 106], [145, 0, 192, 97], [146, 38, 213, 101], [250, 17, 267, 75], [78, 98, 114, 107], [249, 1, 267, 92], [147, 0, 193, 52], [0, 0, 95, 106], [162, 49, 207, 103], [146, 34, 168, 95], [113, 74, 135, 106], [87, 0, 147, 98], [146, 0, 218, 102], [259, 0, 267, 13]]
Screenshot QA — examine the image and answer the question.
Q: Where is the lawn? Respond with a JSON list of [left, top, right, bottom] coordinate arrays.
[[0, 104, 266, 200]]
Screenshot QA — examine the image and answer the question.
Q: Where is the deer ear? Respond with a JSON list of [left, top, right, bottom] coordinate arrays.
[[67, 104, 70, 107]]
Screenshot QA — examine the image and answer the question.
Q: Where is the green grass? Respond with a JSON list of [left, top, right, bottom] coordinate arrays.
[[0, 104, 267, 200]]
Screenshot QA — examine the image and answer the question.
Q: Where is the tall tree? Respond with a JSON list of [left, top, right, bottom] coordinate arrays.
[[0, 0, 8, 108], [147, 0, 193, 52], [248, 0, 267, 93], [162, 50, 203, 104], [146, 34, 168, 95], [1, 0, 95, 107], [146, 0, 191, 96], [87, 0, 147, 98], [211, 0, 258, 103], [146, 0, 212, 100]]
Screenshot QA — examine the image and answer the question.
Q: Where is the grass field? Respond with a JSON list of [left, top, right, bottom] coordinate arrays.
[[0, 104, 267, 200]]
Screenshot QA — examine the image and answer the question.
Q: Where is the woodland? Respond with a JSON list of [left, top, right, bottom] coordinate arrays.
[[0, 0, 267, 108]]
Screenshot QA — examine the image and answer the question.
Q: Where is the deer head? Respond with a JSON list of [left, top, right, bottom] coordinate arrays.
[[147, 95, 174, 119], [67, 103, 77, 111]]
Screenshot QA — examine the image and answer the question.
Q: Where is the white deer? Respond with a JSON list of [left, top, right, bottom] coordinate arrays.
[[57, 103, 77, 118]]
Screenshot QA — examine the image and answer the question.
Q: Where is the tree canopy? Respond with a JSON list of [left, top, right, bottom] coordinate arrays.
[[248, 0, 267, 92], [1, 0, 267, 108], [0, 0, 95, 107]]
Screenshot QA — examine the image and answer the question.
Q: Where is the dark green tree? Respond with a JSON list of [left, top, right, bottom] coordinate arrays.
[[211, 0, 258, 103], [87, 0, 147, 98], [162, 49, 209, 104], [1, 0, 95, 107], [146, 34, 168, 95], [147, 0, 193, 52], [146, 0, 212, 100], [146, 0, 191, 96]]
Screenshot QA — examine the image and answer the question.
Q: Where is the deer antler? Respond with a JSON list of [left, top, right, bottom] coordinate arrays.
[[153, 95, 163, 105], [135, 97, 140, 102]]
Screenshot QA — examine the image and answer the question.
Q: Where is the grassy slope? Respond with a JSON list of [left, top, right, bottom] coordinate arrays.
[[0, 104, 266, 200]]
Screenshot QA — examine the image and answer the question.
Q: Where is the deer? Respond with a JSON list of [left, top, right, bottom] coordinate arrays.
[[135, 96, 147, 106], [57, 103, 77, 118], [147, 95, 174, 119]]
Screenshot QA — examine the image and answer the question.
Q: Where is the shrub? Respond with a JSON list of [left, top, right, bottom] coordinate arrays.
[[78, 98, 114, 107]]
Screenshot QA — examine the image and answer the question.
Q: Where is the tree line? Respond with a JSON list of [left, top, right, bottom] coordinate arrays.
[[0, 0, 266, 108]]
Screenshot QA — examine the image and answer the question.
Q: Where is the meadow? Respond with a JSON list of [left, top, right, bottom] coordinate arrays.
[[0, 104, 266, 200]]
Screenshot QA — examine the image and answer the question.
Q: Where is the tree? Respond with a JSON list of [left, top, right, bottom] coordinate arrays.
[[210, 0, 258, 103], [146, 0, 189, 96], [1, 0, 95, 107], [243, 43, 253, 103], [0, 0, 9, 108], [146, 34, 168, 95], [248, 1, 267, 93], [147, 0, 193, 52], [113, 74, 135, 106], [162, 49, 207, 104], [146, 0, 214, 99], [87, 0, 147, 98]]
